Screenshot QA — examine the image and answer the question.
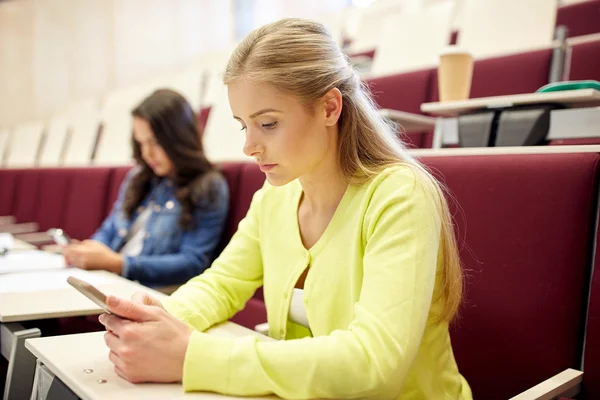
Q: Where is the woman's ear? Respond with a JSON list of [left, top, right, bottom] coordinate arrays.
[[322, 88, 343, 127]]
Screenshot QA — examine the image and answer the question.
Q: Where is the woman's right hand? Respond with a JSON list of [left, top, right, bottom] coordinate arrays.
[[131, 291, 165, 310]]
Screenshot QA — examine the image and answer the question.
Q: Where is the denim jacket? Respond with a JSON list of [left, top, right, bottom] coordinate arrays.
[[92, 167, 229, 287]]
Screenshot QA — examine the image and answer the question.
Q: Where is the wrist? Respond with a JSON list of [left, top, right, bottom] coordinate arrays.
[[110, 253, 124, 275]]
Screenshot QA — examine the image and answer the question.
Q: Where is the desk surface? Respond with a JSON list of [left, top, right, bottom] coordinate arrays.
[[421, 89, 600, 117], [13, 238, 36, 251], [378, 109, 437, 132], [0, 270, 166, 323], [26, 323, 278, 400]]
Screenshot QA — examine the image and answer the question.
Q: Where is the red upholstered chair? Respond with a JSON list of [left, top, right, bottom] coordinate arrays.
[[34, 169, 73, 233], [0, 169, 43, 234], [0, 169, 21, 218], [105, 165, 134, 218], [217, 162, 267, 328], [61, 167, 113, 240], [578, 218, 600, 399], [418, 152, 600, 400], [365, 69, 435, 148], [11, 169, 42, 225], [198, 106, 212, 134], [569, 39, 600, 82], [215, 162, 245, 253], [557, 0, 600, 38], [429, 48, 554, 102], [539, 217, 600, 400]]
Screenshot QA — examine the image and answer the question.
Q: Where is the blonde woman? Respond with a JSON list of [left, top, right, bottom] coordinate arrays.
[[99, 18, 472, 399]]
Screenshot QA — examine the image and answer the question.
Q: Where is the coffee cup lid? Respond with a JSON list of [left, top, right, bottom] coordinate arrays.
[[440, 46, 473, 57]]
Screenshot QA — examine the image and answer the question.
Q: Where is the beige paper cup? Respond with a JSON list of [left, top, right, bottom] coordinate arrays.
[[438, 47, 474, 102]]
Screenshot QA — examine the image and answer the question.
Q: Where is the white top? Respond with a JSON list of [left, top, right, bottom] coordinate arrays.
[[119, 207, 152, 257], [289, 288, 309, 329]]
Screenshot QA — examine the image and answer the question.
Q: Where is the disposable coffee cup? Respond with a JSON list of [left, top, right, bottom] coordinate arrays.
[[438, 46, 474, 102]]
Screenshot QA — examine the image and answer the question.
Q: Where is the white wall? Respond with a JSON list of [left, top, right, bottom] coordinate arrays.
[[0, 0, 235, 127]]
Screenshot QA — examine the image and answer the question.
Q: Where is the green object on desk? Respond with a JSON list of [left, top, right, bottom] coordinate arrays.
[[537, 80, 600, 93]]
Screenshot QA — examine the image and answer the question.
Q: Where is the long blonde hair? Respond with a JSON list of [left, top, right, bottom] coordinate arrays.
[[224, 18, 462, 323]]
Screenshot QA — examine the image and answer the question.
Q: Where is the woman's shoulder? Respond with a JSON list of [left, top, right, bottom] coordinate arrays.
[[189, 169, 229, 208], [359, 162, 442, 208]]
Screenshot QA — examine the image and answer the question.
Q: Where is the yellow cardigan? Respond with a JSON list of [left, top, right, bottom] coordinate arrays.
[[165, 165, 472, 399]]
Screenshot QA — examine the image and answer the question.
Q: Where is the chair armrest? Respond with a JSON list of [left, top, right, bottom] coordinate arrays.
[[0, 222, 39, 235], [0, 216, 16, 225], [254, 322, 269, 336], [509, 368, 583, 400]]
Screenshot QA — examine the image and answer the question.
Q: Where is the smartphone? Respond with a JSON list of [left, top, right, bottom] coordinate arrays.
[[67, 276, 124, 317], [47, 228, 71, 246]]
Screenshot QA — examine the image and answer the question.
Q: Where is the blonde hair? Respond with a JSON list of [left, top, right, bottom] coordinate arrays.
[[224, 18, 462, 323]]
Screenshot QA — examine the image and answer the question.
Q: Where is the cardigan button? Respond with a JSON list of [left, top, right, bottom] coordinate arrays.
[[118, 228, 127, 237]]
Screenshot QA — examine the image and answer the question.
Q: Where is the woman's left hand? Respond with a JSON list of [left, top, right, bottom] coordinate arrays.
[[99, 295, 192, 383], [63, 240, 123, 274]]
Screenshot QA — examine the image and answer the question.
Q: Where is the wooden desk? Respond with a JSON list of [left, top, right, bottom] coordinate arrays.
[[26, 323, 278, 400], [377, 109, 437, 132], [0, 270, 167, 400], [0, 270, 166, 323], [12, 238, 36, 251], [421, 89, 600, 117]]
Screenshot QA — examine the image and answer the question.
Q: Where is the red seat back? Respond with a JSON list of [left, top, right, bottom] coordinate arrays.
[[0, 169, 20, 216], [198, 106, 211, 135], [365, 69, 435, 148], [105, 166, 134, 217], [419, 152, 600, 400], [62, 168, 113, 240], [12, 169, 42, 223], [557, 0, 600, 38], [582, 218, 600, 399], [569, 39, 600, 82], [35, 169, 73, 232]]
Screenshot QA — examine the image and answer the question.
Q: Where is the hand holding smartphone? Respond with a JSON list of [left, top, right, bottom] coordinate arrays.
[[67, 276, 125, 318], [47, 228, 72, 246]]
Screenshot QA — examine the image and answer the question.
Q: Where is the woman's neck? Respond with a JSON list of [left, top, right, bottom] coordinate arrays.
[[298, 152, 347, 214]]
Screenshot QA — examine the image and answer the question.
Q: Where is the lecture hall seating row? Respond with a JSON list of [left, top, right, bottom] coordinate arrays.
[[1, 148, 600, 399], [364, 36, 600, 148]]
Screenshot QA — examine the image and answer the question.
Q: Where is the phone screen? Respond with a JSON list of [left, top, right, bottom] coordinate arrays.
[[66, 276, 124, 318]]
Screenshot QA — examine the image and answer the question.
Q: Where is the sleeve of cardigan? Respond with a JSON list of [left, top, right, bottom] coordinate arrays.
[[162, 184, 266, 333]]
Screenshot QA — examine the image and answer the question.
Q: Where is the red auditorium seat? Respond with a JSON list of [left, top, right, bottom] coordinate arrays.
[[61, 168, 113, 240], [34, 169, 73, 233], [198, 106, 211, 134], [218, 163, 267, 326], [557, 0, 600, 38], [0, 169, 20, 217], [569, 39, 600, 82], [579, 217, 600, 399], [105, 166, 133, 217], [430, 48, 553, 102], [10, 169, 42, 224], [365, 69, 435, 148], [419, 152, 600, 400]]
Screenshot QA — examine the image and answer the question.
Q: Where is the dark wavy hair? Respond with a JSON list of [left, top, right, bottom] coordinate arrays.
[[123, 89, 220, 230]]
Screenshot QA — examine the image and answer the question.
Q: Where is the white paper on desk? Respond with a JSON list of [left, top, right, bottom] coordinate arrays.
[[0, 250, 65, 274], [0, 233, 14, 249], [0, 269, 113, 294]]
